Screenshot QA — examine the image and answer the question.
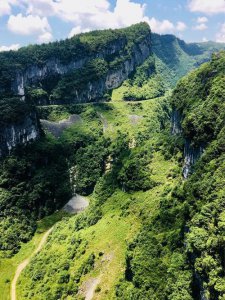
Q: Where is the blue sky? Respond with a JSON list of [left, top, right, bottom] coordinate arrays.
[[0, 0, 225, 51]]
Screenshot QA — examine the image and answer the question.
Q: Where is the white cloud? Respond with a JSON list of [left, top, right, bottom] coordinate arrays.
[[194, 23, 208, 31], [113, 0, 146, 27], [193, 16, 208, 31], [0, 1, 11, 16], [7, 13, 52, 43], [176, 21, 187, 31], [68, 26, 91, 38], [202, 37, 208, 42], [145, 18, 187, 34], [64, 1, 186, 35], [216, 23, 225, 43], [55, 0, 111, 23], [197, 17, 208, 23], [4, 0, 188, 39], [38, 32, 53, 43], [146, 17, 174, 34], [25, 0, 56, 16], [189, 0, 225, 14], [0, 43, 20, 52], [0, 0, 18, 16]]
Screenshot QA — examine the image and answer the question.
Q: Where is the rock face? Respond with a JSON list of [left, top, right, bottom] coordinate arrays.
[[0, 24, 151, 155], [171, 109, 203, 178], [183, 140, 204, 179], [0, 112, 39, 157], [11, 37, 152, 104], [41, 114, 82, 138], [12, 58, 90, 96], [171, 109, 182, 135]]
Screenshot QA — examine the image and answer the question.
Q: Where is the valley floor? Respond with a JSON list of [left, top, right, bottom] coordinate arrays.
[[1, 95, 181, 300]]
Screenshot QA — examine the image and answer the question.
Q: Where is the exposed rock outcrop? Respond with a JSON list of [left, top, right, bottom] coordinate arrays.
[[12, 37, 152, 105], [41, 114, 82, 138], [171, 109, 204, 178], [171, 109, 182, 135], [0, 23, 151, 155], [183, 140, 204, 179], [0, 112, 39, 157]]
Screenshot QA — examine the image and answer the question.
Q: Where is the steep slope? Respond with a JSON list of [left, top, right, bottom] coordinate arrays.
[[116, 51, 225, 300], [16, 97, 181, 300], [0, 22, 151, 104], [0, 24, 225, 300], [0, 98, 39, 157], [114, 33, 225, 101], [0, 23, 151, 156], [0, 23, 224, 156], [15, 50, 223, 300]]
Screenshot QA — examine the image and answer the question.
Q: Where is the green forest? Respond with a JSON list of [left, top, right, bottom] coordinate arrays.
[[0, 22, 225, 300]]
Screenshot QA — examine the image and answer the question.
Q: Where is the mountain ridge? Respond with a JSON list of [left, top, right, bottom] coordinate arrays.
[[0, 23, 225, 300]]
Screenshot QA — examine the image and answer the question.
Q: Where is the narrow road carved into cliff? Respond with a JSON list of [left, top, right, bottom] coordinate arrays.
[[11, 194, 88, 300]]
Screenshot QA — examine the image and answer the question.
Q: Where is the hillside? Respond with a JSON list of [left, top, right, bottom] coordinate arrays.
[[115, 33, 225, 101], [0, 22, 151, 103], [116, 50, 225, 300], [15, 52, 225, 300], [0, 22, 152, 157], [0, 23, 224, 158], [0, 23, 224, 300]]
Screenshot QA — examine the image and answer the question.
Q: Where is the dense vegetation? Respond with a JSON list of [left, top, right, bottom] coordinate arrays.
[[0, 22, 151, 106], [16, 95, 177, 300], [0, 97, 33, 125], [0, 103, 116, 258], [1, 22, 224, 109], [0, 135, 71, 257], [116, 51, 225, 299], [114, 34, 225, 101], [0, 23, 225, 300]]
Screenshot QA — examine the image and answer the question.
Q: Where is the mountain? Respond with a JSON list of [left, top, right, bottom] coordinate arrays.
[[0, 23, 225, 300], [0, 23, 224, 157], [115, 33, 225, 100], [7, 51, 223, 300], [0, 22, 151, 157], [115, 50, 225, 300], [0, 22, 151, 104]]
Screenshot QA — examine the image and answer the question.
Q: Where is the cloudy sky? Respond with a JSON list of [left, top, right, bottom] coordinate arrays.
[[0, 0, 225, 51]]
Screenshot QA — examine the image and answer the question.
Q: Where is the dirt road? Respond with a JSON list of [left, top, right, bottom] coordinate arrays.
[[11, 227, 53, 300], [11, 194, 88, 300]]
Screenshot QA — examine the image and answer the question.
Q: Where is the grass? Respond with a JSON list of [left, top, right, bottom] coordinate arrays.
[[38, 93, 167, 140], [5, 97, 181, 300], [0, 233, 44, 300], [17, 149, 180, 300], [0, 210, 69, 300]]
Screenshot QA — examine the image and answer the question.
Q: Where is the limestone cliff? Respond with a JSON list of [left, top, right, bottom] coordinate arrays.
[[171, 109, 203, 178], [0, 23, 151, 154], [0, 111, 39, 157], [11, 28, 151, 104]]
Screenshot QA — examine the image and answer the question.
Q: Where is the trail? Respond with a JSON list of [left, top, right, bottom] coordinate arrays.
[[85, 277, 101, 300], [11, 227, 53, 300], [11, 194, 88, 300]]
